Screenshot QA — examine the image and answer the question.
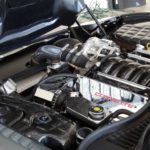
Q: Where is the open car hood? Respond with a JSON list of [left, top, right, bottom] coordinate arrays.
[[0, 0, 84, 57]]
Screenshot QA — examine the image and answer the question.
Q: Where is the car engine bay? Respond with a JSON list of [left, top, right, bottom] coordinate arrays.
[[0, 1, 150, 150]]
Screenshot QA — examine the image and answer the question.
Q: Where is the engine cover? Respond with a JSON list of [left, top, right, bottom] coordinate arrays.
[[35, 74, 148, 127], [66, 76, 148, 126]]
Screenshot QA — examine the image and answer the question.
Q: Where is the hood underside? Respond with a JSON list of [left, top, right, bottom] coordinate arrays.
[[0, 0, 84, 55]]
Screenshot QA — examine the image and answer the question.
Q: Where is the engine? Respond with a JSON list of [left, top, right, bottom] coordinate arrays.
[[35, 74, 147, 127], [0, 36, 150, 150], [0, 0, 150, 149]]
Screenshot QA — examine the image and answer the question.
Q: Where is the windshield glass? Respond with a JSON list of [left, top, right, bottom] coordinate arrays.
[[79, 0, 148, 22]]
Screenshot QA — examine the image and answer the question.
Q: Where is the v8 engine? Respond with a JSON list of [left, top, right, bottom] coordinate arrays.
[[1, 1, 150, 149], [32, 36, 150, 88], [1, 36, 150, 150], [26, 36, 150, 149]]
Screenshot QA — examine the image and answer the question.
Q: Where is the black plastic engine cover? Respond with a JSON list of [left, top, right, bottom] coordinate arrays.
[[115, 24, 150, 49], [0, 96, 76, 150]]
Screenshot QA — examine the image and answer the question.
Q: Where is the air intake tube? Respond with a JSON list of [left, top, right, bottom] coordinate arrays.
[[31, 45, 62, 64], [31, 37, 116, 68], [31, 45, 89, 68]]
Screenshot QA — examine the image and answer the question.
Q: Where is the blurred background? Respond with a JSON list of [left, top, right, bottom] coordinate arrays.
[[80, 0, 149, 21]]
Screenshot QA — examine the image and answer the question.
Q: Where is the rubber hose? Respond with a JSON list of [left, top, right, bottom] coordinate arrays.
[[32, 45, 89, 68]]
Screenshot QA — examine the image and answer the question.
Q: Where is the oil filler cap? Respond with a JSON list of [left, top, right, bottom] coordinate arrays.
[[88, 106, 105, 120]]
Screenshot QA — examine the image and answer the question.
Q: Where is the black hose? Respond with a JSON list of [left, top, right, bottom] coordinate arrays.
[[32, 44, 89, 68], [31, 73, 77, 99], [78, 101, 150, 150], [135, 124, 150, 150], [32, 45, 62, 64], [39, 73, 77, 86]]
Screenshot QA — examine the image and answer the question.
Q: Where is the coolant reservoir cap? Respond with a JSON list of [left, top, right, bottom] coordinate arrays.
[[93, 106, 102, 112], [88, 105, 105, 120]]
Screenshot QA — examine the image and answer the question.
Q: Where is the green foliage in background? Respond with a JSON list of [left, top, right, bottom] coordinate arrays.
[[80, 0, 109, 20]]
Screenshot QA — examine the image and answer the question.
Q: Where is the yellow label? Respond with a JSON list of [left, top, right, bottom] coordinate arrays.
[[146, 43, 150, 52], [68, 63, 78, 69]]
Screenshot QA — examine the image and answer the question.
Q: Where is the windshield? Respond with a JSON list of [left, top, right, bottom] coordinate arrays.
[[79, 0, 149, 22]]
